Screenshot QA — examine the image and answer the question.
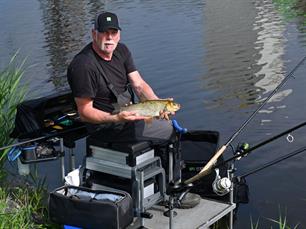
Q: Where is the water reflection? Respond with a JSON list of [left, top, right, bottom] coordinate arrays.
[[253, 1, 286, 94], [252, 0, 289, 120], [38, 0, 106, 90], [201, 0, 298, 116], [202, 0, 263, 111]]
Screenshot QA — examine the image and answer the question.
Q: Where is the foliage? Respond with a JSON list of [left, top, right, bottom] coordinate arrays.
[[0, 184, 45, 228], [0, 54, 58, 228], [0, 53, 27, 170], [267, 208, 300, 229], [249, 207, 300, 229], [0, 173, 61, 229], [273, 0, 306, 21], [250, 216, 259, 229]]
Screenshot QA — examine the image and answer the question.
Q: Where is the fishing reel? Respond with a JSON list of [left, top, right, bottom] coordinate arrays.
[[234, 142, 250, 160], [212, 168, 231, 196]]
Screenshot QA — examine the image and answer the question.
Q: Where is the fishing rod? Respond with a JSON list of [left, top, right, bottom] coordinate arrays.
[[214, 121, 306, 167], [185, 55, 306, 184], [238, 146, 306, 179], [0, 125, 87, 152]]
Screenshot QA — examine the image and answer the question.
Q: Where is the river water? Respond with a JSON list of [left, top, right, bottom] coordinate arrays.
[[1, 0, 306, 228]]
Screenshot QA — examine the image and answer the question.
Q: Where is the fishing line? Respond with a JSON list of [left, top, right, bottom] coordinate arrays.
[[238, 146, 306, 179], [216, 121, 306, 166], [185, 55, 306, 184]]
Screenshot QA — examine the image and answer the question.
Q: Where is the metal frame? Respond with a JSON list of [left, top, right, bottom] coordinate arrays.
[[85, 147, 166, 227]]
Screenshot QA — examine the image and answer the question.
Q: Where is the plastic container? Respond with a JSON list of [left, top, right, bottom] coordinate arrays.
[[17, 157, 30, 175]]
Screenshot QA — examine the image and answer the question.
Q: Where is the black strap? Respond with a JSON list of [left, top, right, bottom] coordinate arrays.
[[89, 51, 121, 99], [127, 83, 135, 104], [89, 49, 135, 104]]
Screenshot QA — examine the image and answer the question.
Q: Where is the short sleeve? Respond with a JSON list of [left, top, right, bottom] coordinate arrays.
[[119, 43, 137, 74], [67, 55, 98, 99]]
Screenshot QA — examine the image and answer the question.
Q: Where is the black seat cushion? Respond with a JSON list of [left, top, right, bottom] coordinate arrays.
[[87, 135, 151, 153]]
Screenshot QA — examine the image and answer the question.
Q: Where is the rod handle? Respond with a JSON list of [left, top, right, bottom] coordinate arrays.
[[185, 145, 227, 184]]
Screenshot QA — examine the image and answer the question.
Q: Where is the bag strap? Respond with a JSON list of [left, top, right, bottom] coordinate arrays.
[[89, 50, 120, 99], [127, 83, 135, 104], [89, 49, 136, 104], [112, 48, 135, 104]]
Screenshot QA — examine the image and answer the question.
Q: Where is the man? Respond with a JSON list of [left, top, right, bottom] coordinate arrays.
[[67, 11, 200, 208], [67, 11, 173, 143]]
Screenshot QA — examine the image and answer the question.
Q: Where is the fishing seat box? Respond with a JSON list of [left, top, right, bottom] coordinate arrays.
[[86, 137, 155, 167], [49, 185, 133, 229], [84, 136, 166, 214]]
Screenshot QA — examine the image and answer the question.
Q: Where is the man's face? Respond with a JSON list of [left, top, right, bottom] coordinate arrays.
[[93, 29, 120, 54]]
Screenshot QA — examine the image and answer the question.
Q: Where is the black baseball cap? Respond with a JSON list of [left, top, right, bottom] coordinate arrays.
[[94, 12, 121, 32]]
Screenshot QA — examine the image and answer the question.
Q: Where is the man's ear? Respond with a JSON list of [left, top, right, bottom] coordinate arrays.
[[91, 29, 97, 42], [118, 30, 121, 41]]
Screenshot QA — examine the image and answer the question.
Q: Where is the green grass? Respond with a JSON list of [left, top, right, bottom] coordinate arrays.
[[0, 52, 27, 169], [250, 216, 259, 229], [0, 182, 57, 229], [267, 208, 300, 229], [249, 207, 300, 229], [0, 54, 60, 228]]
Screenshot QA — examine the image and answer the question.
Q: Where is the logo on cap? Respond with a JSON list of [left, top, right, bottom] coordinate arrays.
[[106, 17, 112, 22]]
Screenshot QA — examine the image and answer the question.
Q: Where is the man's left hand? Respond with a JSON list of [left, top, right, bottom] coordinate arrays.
[[159, 110, 174, 120], [158, 97, 175, 120]]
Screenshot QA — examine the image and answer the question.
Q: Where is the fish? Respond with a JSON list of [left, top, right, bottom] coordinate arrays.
[[119, 99, 180, 118]]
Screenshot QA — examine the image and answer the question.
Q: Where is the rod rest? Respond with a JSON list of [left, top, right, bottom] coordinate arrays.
[[166, 181, 194, 195], [163, 181, 194, 218], [166, 181, 194, 207]]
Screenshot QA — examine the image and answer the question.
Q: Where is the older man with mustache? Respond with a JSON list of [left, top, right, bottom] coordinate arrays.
[[67, 12, 200, 208]]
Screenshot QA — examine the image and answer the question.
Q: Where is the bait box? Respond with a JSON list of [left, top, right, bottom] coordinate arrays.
[[19, 144, 62, 164]]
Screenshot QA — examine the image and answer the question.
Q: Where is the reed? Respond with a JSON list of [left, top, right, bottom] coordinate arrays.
[[0, 52, 27, 170], [0, 54, 57, 228], [267, 208, 300, 229], [249, 208, 300, 229], [250, 216, 259, 229]]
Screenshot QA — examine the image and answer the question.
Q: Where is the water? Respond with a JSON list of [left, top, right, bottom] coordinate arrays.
[[1, 0, 306, 228]]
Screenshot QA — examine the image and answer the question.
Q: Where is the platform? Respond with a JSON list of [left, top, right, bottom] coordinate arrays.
[[141, 198, 235, 229]]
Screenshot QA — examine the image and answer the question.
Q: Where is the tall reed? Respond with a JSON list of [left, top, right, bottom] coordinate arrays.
[[0, 54, 59, 228], [0, 53, 27, 171]]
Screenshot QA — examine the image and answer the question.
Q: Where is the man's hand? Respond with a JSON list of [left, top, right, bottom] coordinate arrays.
[[117, 111, 150, 122], [159, 110, 175, 120], [158, 97, 175, 120]]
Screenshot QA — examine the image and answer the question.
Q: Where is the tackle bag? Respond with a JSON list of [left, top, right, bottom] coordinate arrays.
[[49, 185, 133, 229], [180, 130, 228, 198], [10, 91, 85, 139], [10, 91, 88, 148]]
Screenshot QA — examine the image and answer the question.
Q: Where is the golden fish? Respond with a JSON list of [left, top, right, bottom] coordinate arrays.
[[120, 100, 180, 117]]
